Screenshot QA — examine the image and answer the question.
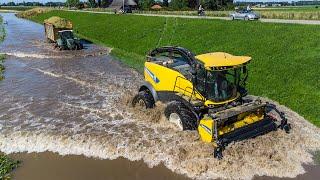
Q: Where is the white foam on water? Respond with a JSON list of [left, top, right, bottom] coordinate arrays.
[[6, 52, 58, 59], [0, 51, 319, 179], [0, 95, 319, 180]]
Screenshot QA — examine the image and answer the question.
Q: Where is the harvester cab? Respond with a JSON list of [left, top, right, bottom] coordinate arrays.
[[132, 46, 290, 159], [56, 30, 83, 50]]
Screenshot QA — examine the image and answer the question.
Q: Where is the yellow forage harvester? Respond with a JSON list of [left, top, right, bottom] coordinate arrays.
[[132, 46, 291, 159]]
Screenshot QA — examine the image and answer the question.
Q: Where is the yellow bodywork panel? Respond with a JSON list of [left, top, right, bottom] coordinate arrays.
[[204, 93, 240, 106], [144, 62, 204, 100], [195, 52, 251, 68], [198, 116, 214, 143], [144, 62, 240, 106], [198, 110, 265, 143]]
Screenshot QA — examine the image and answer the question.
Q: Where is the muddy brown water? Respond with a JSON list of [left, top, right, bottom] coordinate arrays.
[[0, 13, 320, 180], [9, 152, 189, 180]]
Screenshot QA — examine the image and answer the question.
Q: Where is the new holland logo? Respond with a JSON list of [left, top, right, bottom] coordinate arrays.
[[145, 67, 160, 83], [199, 124, 212, 135]]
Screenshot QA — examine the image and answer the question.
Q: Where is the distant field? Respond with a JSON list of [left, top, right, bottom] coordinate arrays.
[[0, 6, 33, 11], [29, 10, 320, 126], [254, 5, 320, 11], [137, 8, 320, 20], [255, 6, 320, 20]]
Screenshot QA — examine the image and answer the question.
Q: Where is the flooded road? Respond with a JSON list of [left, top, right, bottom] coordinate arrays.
[[0, 13, 320, 180]]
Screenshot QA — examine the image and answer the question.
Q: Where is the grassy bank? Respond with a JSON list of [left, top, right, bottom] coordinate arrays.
[[0, 17, 17, 180], [0, 16, 5, 80], [28, 10, 319, 126], [0, 54, 4, 81], [0, 154, 19, 180]]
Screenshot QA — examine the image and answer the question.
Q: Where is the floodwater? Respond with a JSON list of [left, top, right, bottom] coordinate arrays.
[[9, 152, 189, 180], [0, 13, 320, 180]]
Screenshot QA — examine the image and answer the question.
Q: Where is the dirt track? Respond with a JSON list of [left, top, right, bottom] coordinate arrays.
[[0, 13, 320, 180]]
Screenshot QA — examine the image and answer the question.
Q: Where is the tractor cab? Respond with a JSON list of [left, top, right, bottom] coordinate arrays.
[[56, 30, 83, 50], [58, 30, 74, 39]]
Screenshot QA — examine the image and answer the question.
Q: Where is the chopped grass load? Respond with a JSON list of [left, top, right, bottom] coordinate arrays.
[[44, 16, 73, 29], [22, 10, 320, 127]]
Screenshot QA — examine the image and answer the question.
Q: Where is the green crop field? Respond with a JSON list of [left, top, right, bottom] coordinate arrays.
[[28, 10, 320, 126]]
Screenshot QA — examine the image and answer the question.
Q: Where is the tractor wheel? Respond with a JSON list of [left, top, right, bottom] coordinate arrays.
[[164, 101, 198, 131], [132, 90, 155, 109]]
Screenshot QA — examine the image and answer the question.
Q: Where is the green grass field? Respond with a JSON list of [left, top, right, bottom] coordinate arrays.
[[28, 10, 320, 126]]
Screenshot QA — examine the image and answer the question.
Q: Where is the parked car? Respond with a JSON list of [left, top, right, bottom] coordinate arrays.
[[230, 10, 260, 20]]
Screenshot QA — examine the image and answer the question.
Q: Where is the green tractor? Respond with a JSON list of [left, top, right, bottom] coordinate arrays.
[[55, 30, 83, 50], [44, 17, 83, 51]]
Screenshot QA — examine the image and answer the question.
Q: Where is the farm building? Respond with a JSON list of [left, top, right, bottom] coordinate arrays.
[[109, 0, 137, 8]]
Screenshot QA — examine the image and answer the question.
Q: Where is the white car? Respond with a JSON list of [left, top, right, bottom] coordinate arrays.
[[230, 10, 260, 20]]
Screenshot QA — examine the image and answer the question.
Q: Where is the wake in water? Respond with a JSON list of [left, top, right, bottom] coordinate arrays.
[[0, 62, 319, 180]]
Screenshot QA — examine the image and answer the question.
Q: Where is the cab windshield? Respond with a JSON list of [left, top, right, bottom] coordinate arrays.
[[196, 68, 240, 102]]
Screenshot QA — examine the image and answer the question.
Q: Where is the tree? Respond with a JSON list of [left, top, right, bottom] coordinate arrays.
[[87, 0, 96, 8], [163, 0, 169, 7], [188, 0, 197, 9], [97, 0, 101, 7], [170, 0, 189, 10], [101, 0, 112, 8], [66, 0, 80, 7], [202, 0, 218, 10], [138, 0, 155, 10]]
